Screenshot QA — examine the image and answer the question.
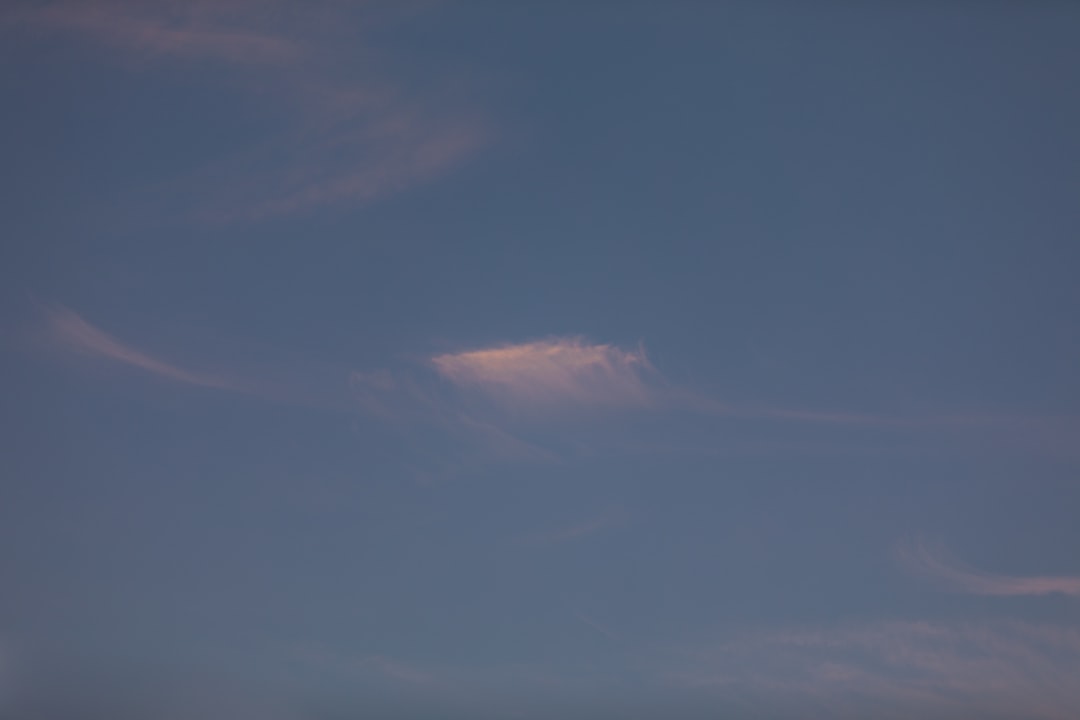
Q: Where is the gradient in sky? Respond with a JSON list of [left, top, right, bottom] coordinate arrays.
[[2, 1, 1080, 718]]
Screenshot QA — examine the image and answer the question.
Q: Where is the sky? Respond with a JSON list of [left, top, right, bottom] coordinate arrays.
[[1, 1, 1080, 718]]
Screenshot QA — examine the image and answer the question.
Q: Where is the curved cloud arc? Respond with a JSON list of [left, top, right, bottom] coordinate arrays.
[[45, 305, 230, 390], [898, 536, 1080, 598]]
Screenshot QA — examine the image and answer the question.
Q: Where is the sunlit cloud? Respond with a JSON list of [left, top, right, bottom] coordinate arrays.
[[40, 306, 1080, 472], [432, 338, 656, 410], [45, 305, 230, 390], [897, 536, 1080, 598]]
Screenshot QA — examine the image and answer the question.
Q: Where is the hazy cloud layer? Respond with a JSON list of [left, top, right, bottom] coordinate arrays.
[[898, 536, 1080, 598]]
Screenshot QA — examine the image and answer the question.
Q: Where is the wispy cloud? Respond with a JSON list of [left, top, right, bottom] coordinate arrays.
[[897, 536, 1080, 598], [432, 338, 656, 411], [429, 337, 923, 427], [45, 304, 230, 389], [572, 609, 623, 644], [15, 0, 299, 64], [40, 310, 1080, 471], [295, 645, 438, 688], [363, 655, 436, 687], [233, 111, 488, 220], [7, 0, 489, 219], [663, 619, 1080, 719], [522, 506, 631, 546]]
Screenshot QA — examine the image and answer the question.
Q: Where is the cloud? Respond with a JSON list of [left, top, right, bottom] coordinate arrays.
[[522, 507, 631, 546], [572, 610, 623, 644], [364, 655, 436, 687], [663, 619, 1080, 719], [7, 0, 489, 219], [45, 305, 230, 390], [429, 337, 927, 426], [233, 110, 488, 220], [897, 536, 1080, 598], [37, 305, 552, 478], [16, 0, 299, 64], [432, 338, 656, 411], [295, 646, 447, 694], [40, 307, 1080, 473]]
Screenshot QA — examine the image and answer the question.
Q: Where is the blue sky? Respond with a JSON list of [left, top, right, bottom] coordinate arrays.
[[2, 1, 1080, 718]]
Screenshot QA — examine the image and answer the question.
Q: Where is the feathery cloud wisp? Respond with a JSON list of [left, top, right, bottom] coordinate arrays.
[[46, 305, 229, 390], [19, 1, 299, 64], [432, 338, 655, 410], [8, 0, 488, 219], [898, 536, 1080, 598]]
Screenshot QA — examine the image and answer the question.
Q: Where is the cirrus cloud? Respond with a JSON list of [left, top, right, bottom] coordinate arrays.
[[897, 536, 1080, 598], [44, 304, 230, 390], [5, 0, 489, 221]]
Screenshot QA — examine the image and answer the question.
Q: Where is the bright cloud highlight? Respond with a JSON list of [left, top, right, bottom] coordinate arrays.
[[431, 337, 655, 410]]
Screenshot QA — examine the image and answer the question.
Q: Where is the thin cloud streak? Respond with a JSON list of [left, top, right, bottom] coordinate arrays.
[[664, 620, 1080, 720], [45, 305, 230, 390], [295, 645, 444, 691], [522, 507, 631, 546], [364, 655, 436, 687], [17, 1, 299, 64], [898, 536, 1080, 598], [238, 113, 488, 220], [573, 610, 623, 644]]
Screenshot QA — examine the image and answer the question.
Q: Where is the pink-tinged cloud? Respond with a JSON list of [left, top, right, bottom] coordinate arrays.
[[898, 536, 1080, 598], [46, 305, 230, 390], [665, 620, 1080, 719], [15, 1, 298, 64], [432, 338, 655, 410], [240, 115, 488, 220], [5, 0, 490, 220]]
